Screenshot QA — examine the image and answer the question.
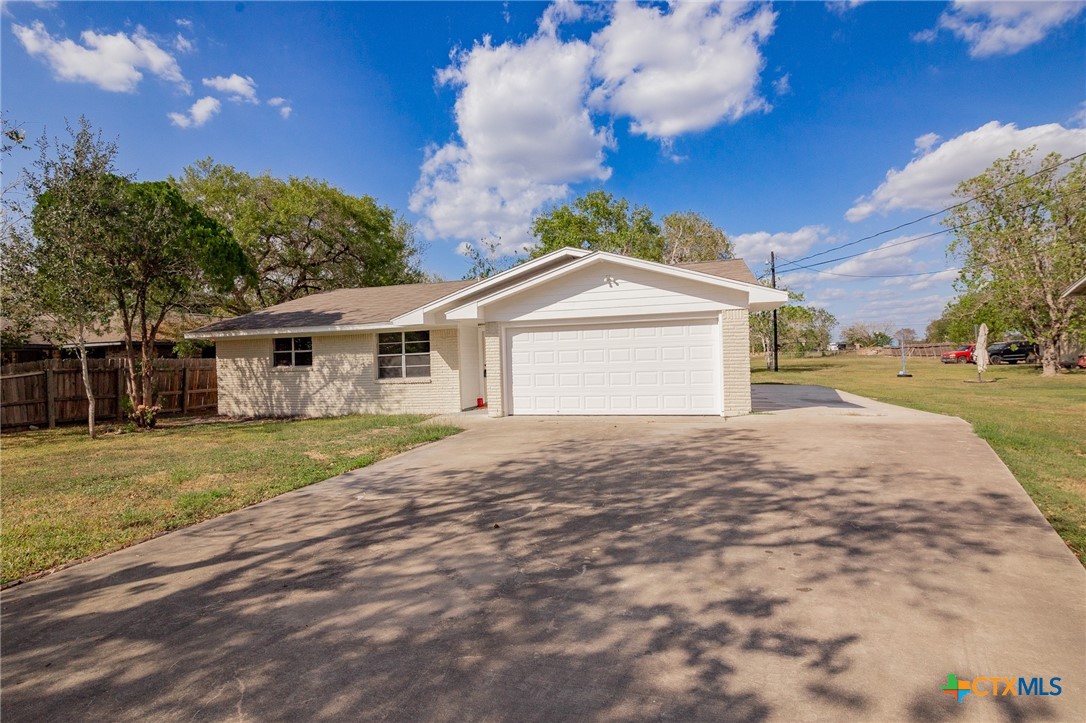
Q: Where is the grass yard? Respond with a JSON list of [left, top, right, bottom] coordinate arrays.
[[1, 415, 461, 584], [754, 355, 1086, 564]]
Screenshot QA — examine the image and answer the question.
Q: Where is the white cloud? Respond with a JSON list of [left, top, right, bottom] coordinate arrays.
[[881, 268, 960, 291], [825, 1, 869, 16], [409, 20, 612, 253], [924, 1, 1085, 57], [589, 1, 776, 139], [913, 132, 940, 154], [168, 96, 221, 128], [850, 293, 949, 324], [174, 33, 193, 53], [13, 20, 190, 93], [774, 270, 821, 289], [825, 234, 941, 276], [1071, 102, 1086, 128], [413, 1, 783, 253], [731, 225, 837, 263], [772, 73, 791, 96], [846, 121, 1086, 221], [176, 18, 193, 30], [202, 74, 258, 103], [268, 97, 293, 119]]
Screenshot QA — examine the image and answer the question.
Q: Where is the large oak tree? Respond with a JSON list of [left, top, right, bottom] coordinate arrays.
[[174, 159, 425, 313], [945, 148, 1085, 376]]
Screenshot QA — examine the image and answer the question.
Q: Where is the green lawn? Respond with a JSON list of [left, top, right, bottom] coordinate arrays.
[[755, 355, 1086, 564], [1, 415, 461, 584]]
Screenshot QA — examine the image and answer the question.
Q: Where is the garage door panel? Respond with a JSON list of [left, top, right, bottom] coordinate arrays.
[[690, 370, 714, 384], [558, 350, 580, 364], [509, 319, 718, 415]]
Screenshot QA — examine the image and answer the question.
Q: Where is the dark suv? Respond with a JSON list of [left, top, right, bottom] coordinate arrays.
[[986, 341, 1038, 364]]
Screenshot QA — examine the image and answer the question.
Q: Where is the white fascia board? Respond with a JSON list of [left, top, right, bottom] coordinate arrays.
[[445, 251, 789, 319], [1062, 273, 1086, 298], [389, 246, 591, 326], [185, 322, 442, 340]]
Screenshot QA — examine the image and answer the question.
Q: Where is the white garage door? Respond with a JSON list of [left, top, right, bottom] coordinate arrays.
[[508, 319, 719, 415]]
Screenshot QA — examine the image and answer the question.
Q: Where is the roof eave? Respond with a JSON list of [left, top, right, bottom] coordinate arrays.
[[1061, 274, 1086, 298], [185, 321, 446, 340]]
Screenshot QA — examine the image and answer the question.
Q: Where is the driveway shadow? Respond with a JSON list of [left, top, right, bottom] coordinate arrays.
[[2, 412, 1082, 721]]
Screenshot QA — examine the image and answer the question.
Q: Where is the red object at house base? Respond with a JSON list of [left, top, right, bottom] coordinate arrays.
[[477, 397, 485, 408]]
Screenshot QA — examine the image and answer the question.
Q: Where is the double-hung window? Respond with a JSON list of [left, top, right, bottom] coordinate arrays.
[[377, 331, 430, 379], [273, 337, 313, 367]]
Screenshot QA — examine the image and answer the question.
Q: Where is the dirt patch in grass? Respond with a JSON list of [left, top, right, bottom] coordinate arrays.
[[1, 414, 461, 584]]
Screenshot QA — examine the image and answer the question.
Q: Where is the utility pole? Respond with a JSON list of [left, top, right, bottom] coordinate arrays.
[[770, 251, 779, 372]]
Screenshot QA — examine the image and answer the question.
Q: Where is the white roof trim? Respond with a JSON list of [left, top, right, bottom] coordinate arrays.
[[185, 322, 440, 340], [390, 246, 591, 326], [1062, 273, 1086, 298], [444, 251, 787, 320]]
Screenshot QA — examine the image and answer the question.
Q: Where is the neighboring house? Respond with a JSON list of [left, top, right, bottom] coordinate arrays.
[[1, 314, 217, 365], [187, 247, 788, 418]]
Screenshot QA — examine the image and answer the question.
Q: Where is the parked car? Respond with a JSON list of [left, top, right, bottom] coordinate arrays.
[[941, 344, 975, 364], [986, 341, 1038, 364]]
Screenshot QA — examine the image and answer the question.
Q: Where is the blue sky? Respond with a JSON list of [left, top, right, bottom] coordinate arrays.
[[3, 1, 1085, 334]]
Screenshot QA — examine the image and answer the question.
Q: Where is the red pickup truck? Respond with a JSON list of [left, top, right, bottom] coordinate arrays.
[[941, 344, 975, 364]]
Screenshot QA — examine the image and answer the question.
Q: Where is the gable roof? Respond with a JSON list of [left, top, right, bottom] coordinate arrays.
[[444, 251, 785, 320], [187, 249, 781, 339], [674, 259, 760, 285]]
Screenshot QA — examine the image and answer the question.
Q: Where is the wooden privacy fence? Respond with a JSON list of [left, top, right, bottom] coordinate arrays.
[[1, 358, 216, 430]]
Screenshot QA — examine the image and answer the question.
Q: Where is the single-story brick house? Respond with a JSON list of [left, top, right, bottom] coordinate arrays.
[[187, 247, 788, 418]]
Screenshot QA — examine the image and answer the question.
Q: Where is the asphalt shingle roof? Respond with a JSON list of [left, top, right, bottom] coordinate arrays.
[[190, 280, 476, 334]]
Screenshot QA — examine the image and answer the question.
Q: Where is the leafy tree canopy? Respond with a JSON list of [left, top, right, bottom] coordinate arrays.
[[3, 117, 123, 436], [173, 159, 425, 314], [526, 192, 735, 266], [945, 147, 1085, 375], [528, 190, 665, 261], [661, 210, 734, 264]]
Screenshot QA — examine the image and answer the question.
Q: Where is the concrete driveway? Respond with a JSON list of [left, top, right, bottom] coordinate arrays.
[[2, 385, 1084, 722]]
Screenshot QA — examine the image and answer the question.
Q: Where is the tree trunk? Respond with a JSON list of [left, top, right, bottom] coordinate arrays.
[[1040, 338, 1061, 377], [76, 326, 96, 439], [117, 298, 138, 407], [140, 339, 155, 407]]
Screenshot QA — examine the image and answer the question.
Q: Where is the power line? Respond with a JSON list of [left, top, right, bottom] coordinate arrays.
[[778, 265, 958, 279], [777, 151, 1085, 271], [778, 195, 1058, 273], [777, 236, 1080, 280]]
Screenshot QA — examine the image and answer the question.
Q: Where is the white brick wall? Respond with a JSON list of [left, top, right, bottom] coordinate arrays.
[[216, 329, 462, 418], [720, 309, 751, 416], [484, 322, 504, 417]]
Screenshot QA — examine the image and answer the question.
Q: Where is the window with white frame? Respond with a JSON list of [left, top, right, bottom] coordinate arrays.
[[377, 331, 430, 379], [273, 337, 313, 367]]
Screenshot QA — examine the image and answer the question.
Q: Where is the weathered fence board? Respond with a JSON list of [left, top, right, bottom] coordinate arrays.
[[0, 358, 217, 430]]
